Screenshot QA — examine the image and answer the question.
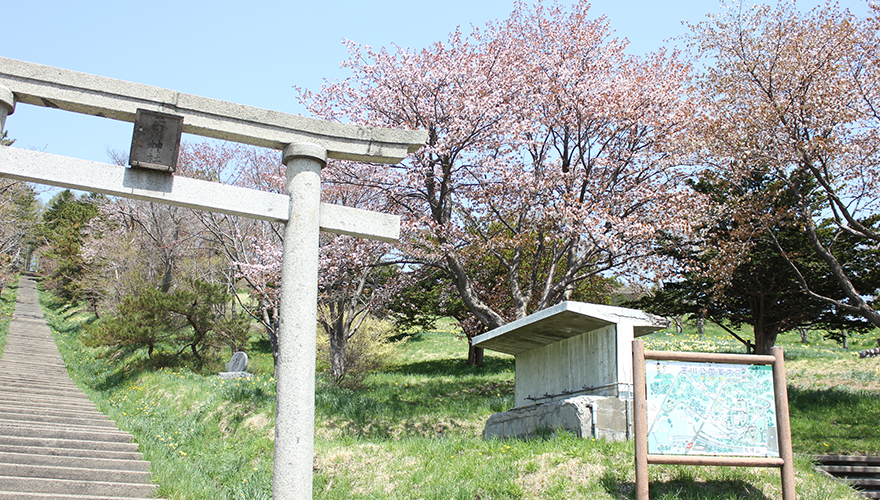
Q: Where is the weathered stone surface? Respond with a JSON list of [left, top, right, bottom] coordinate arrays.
[[226, 352, 248, 373], [0, 57, 427, 164], [0, 147, 401, 242], [473, 301, 666, 408], [482, 395, 630, 441], [218, 351, 253, 379], [0, 84, 13, 133]]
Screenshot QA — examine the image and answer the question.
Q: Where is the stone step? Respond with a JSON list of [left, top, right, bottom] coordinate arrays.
[[0, 443, 143, 461], [0, 413, 120, 432], [0, 277, 160, 499], [0, 391, 98, 405], [0, 351, 64, 360], [0, 450, 149, 471], [0, 374, 82, 386], [0, 397, 99, 413], [815, 455, 880, 499], [0, 354, 69, 364], [0, 347, 60, 354], [0, 492, 165, 500], [818, 465, 880, 475], [0, 405, 112, 421], [0, 378, 83, 388], [0, 396, 95, 411], [0, 378, 81, 391], [0, 476, 157, 497], [0, 435, 140, 453], [816, 455, 880, 465], [0, 462, 152, 484], [0, 385, 93, 401], [0, 343, 61, 349], [0, 395, 96, 409], [0, 422, 134, 443], [0, 352, 68, 360], [0, 384, 90, 396], [0, 364, 71, 376]]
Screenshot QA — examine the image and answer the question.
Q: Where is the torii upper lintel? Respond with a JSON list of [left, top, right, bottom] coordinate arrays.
[[0, 56, 426, 164]]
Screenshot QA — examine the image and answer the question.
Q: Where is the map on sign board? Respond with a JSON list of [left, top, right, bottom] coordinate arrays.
[[645, 360, 779, 457]]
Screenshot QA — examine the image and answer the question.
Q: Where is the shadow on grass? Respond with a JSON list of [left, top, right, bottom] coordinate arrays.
[[250, 338, 273, 354], [315, 370, 513, 439], [788, 386, 880, 455], [601, 473, 771, 500], [782, 347, 844, 361], [389, 355, 514, 377]]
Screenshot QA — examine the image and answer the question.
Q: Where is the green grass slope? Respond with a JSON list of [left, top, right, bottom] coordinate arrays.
[[36, 292, 876, 500], [0, 278, 18, 357]]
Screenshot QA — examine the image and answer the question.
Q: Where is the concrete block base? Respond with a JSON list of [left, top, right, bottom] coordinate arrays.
[[483, 396, 630, 441], [218, 371, 253, 379]]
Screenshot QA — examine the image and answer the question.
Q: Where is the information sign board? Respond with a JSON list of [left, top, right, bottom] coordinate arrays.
[[646, 360, 778, 457], [631, 341, 796, 500]]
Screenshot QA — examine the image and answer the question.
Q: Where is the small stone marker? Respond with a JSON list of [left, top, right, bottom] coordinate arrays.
[[219, 351, 252, 379]]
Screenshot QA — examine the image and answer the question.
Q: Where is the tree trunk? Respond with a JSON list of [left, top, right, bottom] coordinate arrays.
[[798, 215, 880, 328], [329, 330, 347, 382], [445, 255, 506, 330], [261, 303, 280, 370], [160, 257, 174, 293], [328, 312, 349, 382], [467, 344, 484, 367], [752, 323, 777, 356]]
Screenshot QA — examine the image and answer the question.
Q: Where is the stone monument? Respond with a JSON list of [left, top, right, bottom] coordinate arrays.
[[472, 301, 666, 441], [219, 351, 253, 379]]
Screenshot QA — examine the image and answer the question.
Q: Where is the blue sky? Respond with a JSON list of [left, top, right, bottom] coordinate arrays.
[[2, 0, 873, 173]]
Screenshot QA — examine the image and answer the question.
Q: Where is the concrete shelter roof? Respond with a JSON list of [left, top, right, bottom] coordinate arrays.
[[472, 301, 667, 356]]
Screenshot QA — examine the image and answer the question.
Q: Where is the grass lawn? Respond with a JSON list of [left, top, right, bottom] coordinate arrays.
[[35, 291, 878, 499], [0, 277, 18, 358]]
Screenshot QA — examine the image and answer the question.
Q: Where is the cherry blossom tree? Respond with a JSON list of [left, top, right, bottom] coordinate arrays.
[[687, 0, 880, 330], [79, 139, 401, 377], [300, 0, 702, 363], [236, 155, 405, 380]]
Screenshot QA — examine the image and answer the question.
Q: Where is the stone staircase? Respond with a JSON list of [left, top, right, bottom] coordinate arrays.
[[0, 276, 163, 499], [815, 455, 880, 499]]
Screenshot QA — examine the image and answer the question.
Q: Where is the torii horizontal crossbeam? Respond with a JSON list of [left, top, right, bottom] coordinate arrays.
[[0, 57, 426, 164], [0, 146, 400, 242]]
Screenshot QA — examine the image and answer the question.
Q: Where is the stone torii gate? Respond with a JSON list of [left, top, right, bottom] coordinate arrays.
[[0, 57, 427, 499]]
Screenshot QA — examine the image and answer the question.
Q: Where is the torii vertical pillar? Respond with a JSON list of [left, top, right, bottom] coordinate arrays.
[[0, 85, 13, 135], [275, 143, 326, 498]]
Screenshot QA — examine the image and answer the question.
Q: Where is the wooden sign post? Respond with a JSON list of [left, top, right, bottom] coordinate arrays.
[[632, 339, 796, 500]]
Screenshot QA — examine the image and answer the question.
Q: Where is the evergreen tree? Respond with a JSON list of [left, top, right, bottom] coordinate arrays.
[[39, 190, 100, 301], [632, 170, 879, 354]]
